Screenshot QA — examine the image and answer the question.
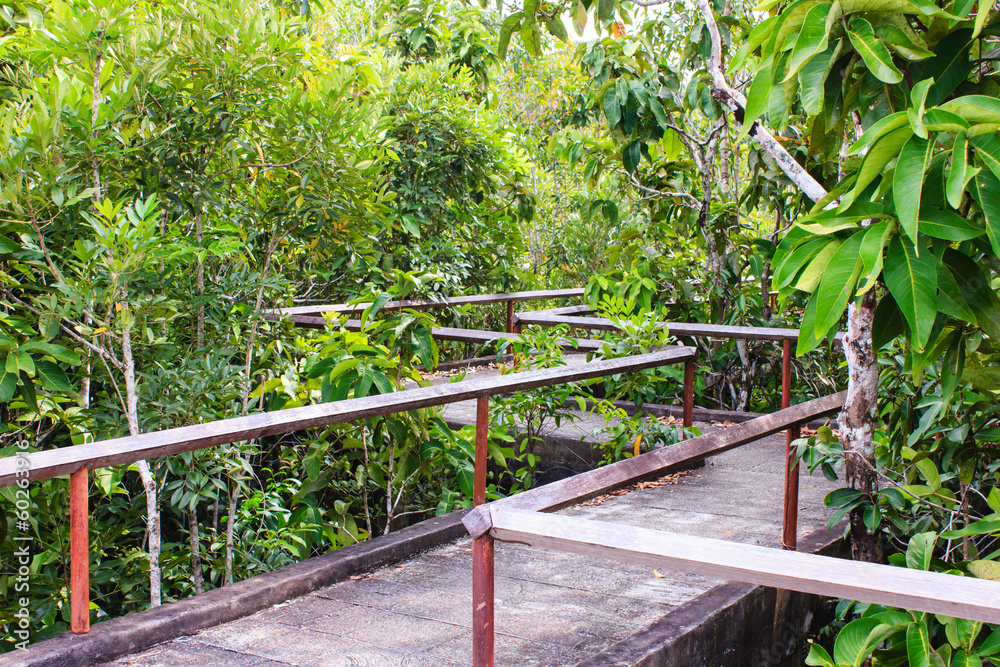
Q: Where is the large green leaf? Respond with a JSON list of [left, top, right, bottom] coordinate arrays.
[[906, 531, 936, 570], [941, 95, 1000, 124], [919, 207, 984, 241], [937, 259, 975, 322], [947, 130, 975, 208], [794, 238, 842, 292], [497, 11, 523, 59], [907, 77, 934, 138], [859, 220, 892, 293], [35, 359, 74, 394], [876, 23, 934, 60], [834, 617, 883, 665], [884, 235, 938, 350], [911, 28, 973, 106], [785, 2, 833, 80], [598, 0, 614, 22], [813, 231, 865, 337], [603, 86, 621, 130], [799, 41, 841, 116], [574, 0, 587, 34], [0, 365, 16, 403], [972, 133, 1000, 181], [844, 126, 914, 209], [893, 134, 933, 242], [848, 17, 903, 84], [740, 69, 768, 127], [906, 622, 932, 667], [975, 169, 1000, 256], [848, 111, 909, 155], [774, 236, 830, 288]]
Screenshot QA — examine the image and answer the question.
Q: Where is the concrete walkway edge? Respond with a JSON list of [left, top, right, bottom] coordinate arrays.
[[6, 511, 470, 667]]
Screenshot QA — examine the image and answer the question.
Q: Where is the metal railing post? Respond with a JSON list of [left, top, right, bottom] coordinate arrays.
[[472, 396, 495, 667], [70, 466, 90, 634], [782, 339, 800, 551], [505, 300, 514, 334], [683, 358, 694, 432]]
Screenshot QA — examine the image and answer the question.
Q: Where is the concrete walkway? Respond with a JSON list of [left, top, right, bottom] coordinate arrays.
[[104, 420, 840, 666]]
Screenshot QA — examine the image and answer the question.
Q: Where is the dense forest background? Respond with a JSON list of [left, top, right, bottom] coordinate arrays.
[[4, 0, 1000, 662]]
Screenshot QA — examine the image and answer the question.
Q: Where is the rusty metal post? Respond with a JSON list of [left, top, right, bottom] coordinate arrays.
[[472, 396, 494, 667], [70, 466, 90, 634], [505, 300, 514, 335], [682, 358, 694, 431], [782, 339, 800, 551]]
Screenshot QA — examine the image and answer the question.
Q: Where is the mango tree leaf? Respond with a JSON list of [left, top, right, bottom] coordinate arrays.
[[794, 238, 842, 292], [947, 130, 975, 208], [574, 0, 587, 34], [906, 531, 936, 570], [911, 29, 973, 106], [884, 235, 938, 350], [805, 643, 836, 666], [35, 359, 74, 394], [941, 95, 1000, 124], [907, 78, 934, 138], [844, 126, 913, 209], [858, 223, 891, 294], [849, 111, 909, 155], [785, 2, 833, 81], [497, 11, 523, 59], [545, 15, 568, 41], [598, 0, 614, 22], [834, 617, 883, 665], [972, 133, 1000, 181], [876, 23, 935, 60], [799, 41, 841, 116], [848, 17, 904, 84], [920, 207, 984, 241], [967, 560, 1000, 582], [740, 59, 773, 140], [603, 86, 621, 130], [520, 18, 540, 56], [894, 134, 934, 242], [907, 621, 932, 667], [814, 231, 865, 337], [0, 365, 16, 403], [937, 259, 976, 322], [975, 169, 1000, 256]]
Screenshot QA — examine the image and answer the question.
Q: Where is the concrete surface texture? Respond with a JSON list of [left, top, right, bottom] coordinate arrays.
[[102, 417, 840, 666]]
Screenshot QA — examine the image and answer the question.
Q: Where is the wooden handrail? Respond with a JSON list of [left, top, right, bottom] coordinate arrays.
[[479, 508, 1000, 624], [0, 347, 694, 487], [278, 288, 585, 316], [515, 311, 845, 344]]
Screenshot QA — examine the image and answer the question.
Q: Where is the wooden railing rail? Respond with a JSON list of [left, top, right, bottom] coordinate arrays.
[[461, 392, 847, 667], [283, 317, 605, 351], [0, 347, 696, 635], [477, 508, 1000, 624], [278, 288, 585, 334], [515, 308, 847, 551]]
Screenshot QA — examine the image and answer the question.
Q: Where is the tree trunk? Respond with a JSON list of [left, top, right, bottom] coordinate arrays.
[[840, 290, 883, 563], [122, 318, 162, 605], [188, 510, 205, 594], [224, 483, 237, 586], [195, 210, 204, 349]]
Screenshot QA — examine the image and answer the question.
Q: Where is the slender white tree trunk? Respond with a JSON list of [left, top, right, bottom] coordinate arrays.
[[122, 312, 162, 606]]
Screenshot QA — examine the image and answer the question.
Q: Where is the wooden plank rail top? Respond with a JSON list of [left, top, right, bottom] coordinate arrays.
[[280, 317, 606, 351], [0, 347, 694, 487], [460, 391, 845, 538], [516, 311, 846, 345], [479, 508, 1000, 625], [278, 288, 585, 316]]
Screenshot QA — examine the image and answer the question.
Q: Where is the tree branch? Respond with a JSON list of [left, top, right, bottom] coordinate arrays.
[[209, 146, 315, 181], [694, 0, 829, 203]]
